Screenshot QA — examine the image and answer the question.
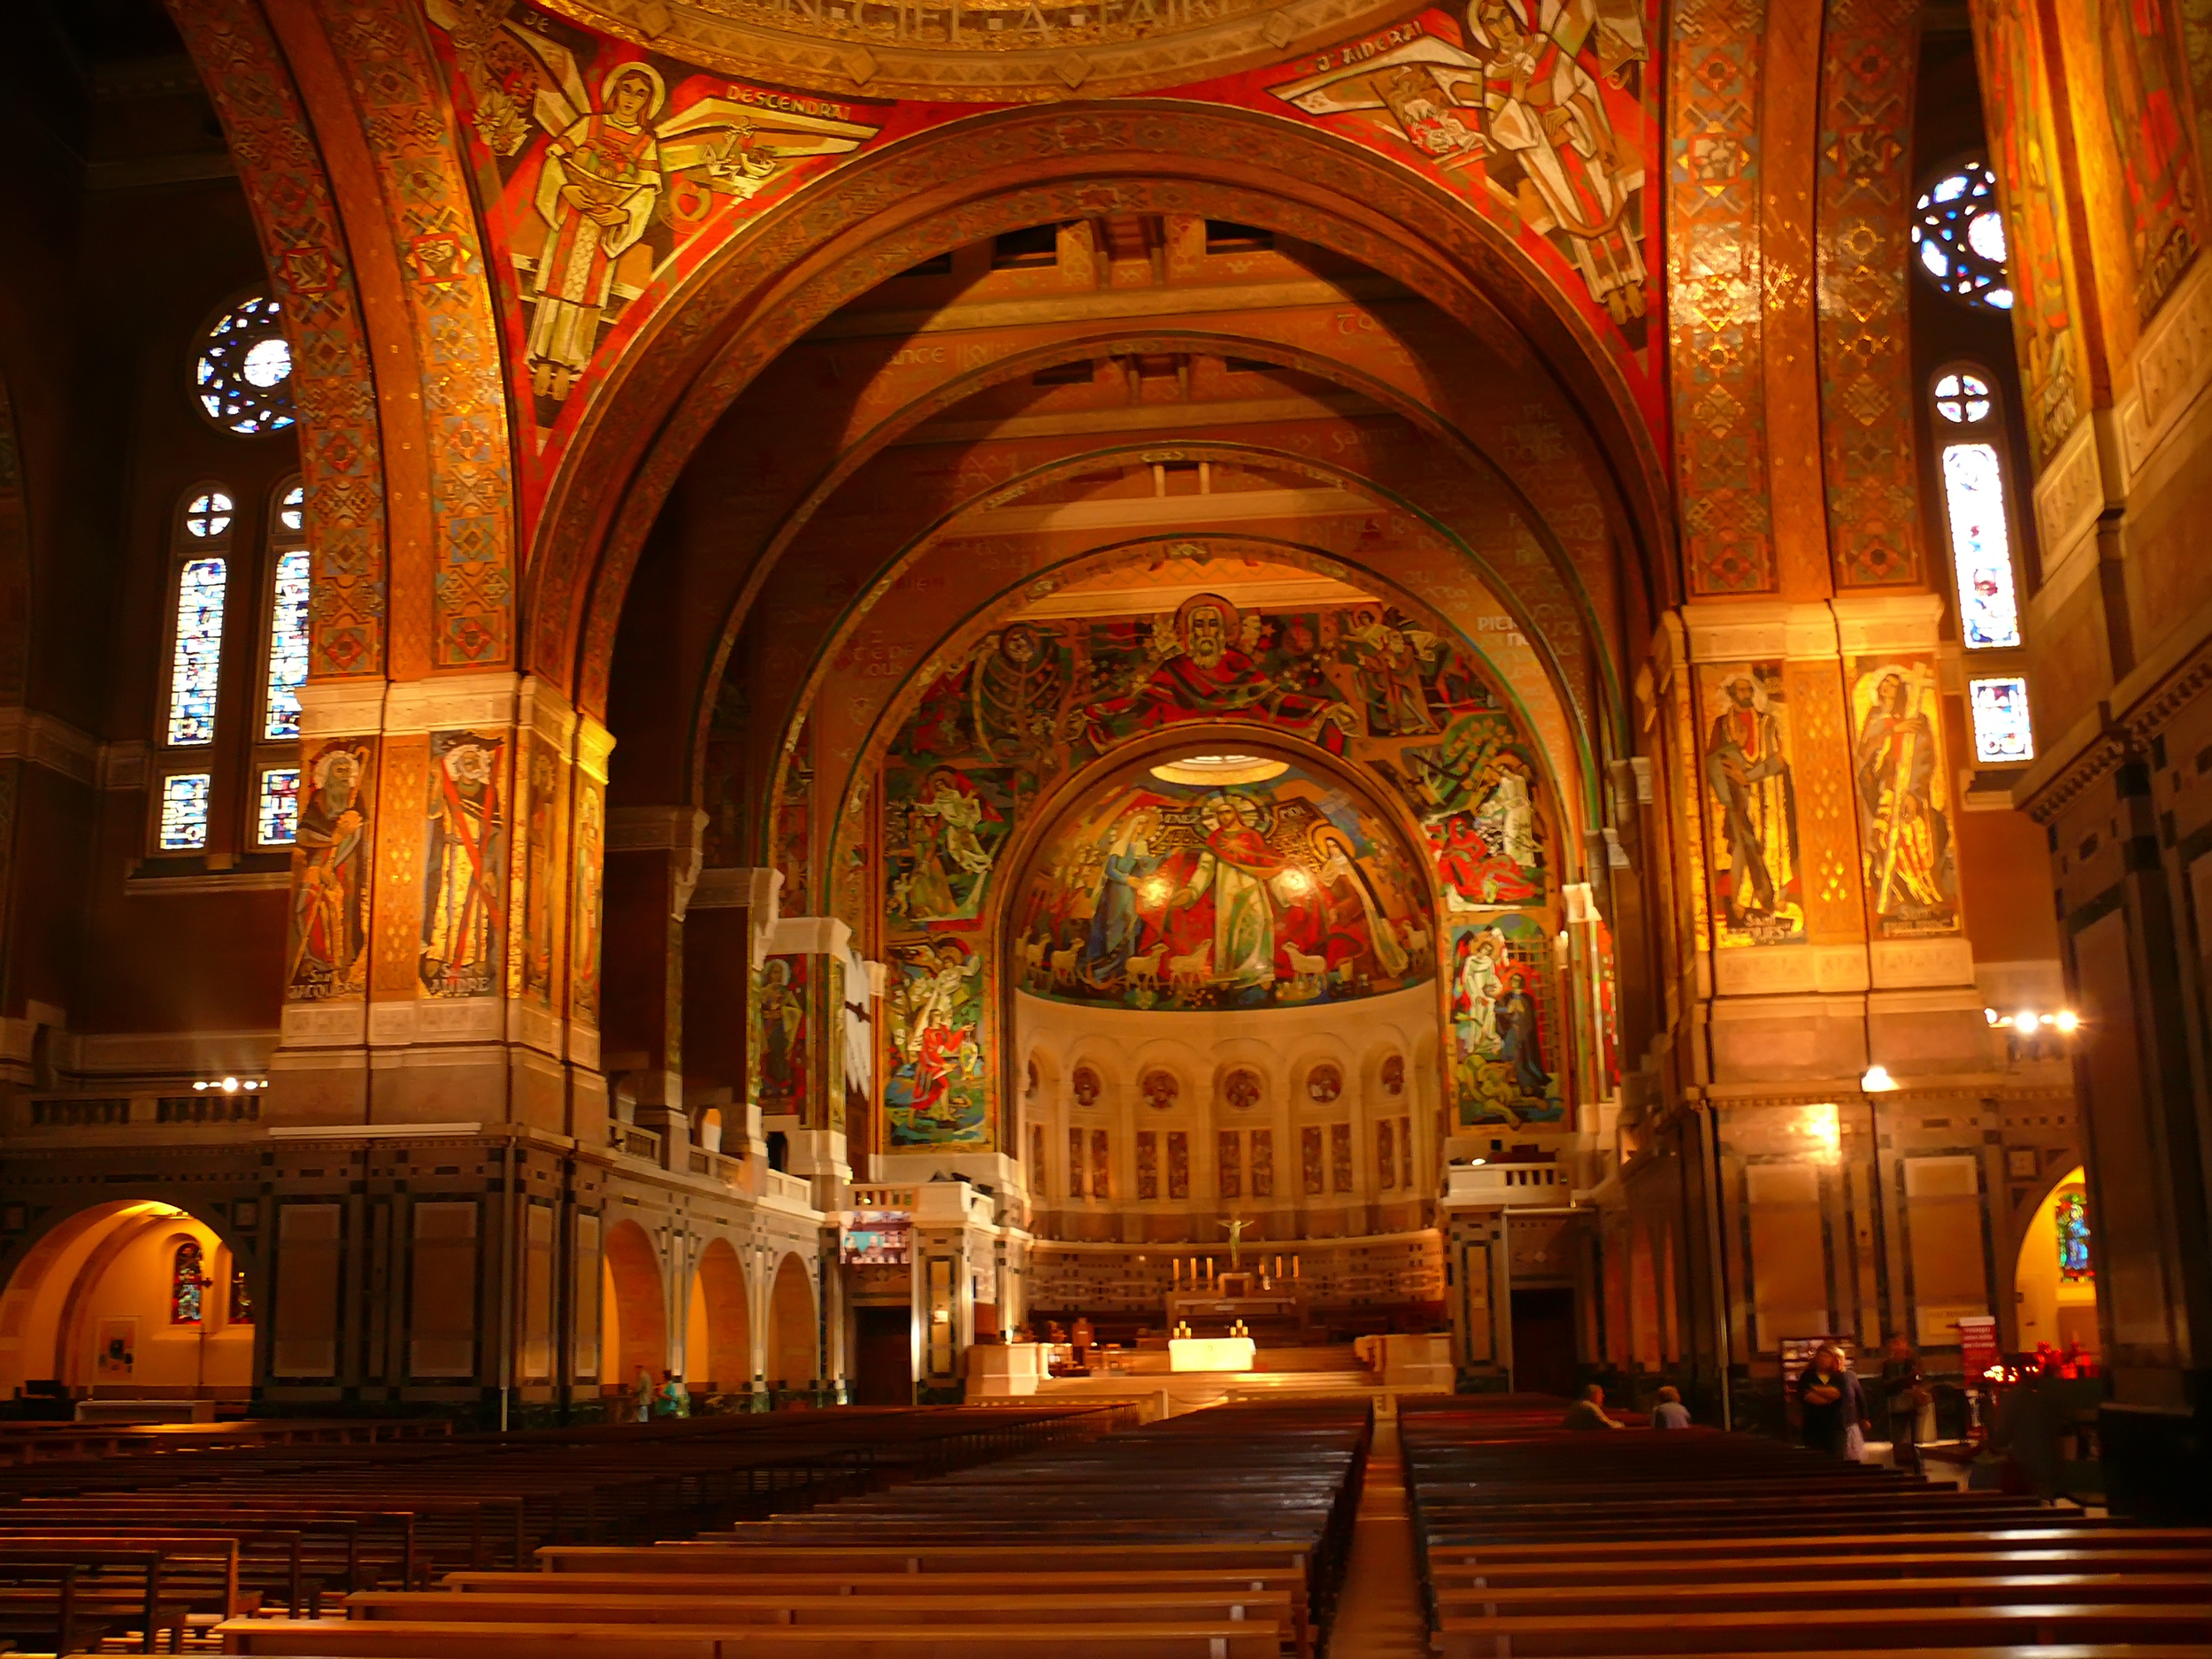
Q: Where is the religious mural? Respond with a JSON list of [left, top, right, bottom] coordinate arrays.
[[1268, 0, 1654, 331], [757, 955, 809, 1115], [1449, 913, 1563, 1125], [518, 734, 565, 1007], [882, 931, 987, 1148], [571, 779, 604, 1026], [1698, 664, 1805, 948], [425, 0, 889, 453], [425, 0, 1666, 518], [872, 591, 1555, 1146], [287, 739, 374, 1002], [421, 731, 509, 998], [2095, 0, 2202, 320], [1851, 659, 1960, 938], [1973, 0, 2085, 465], [1010, 760, 1433, 1011]]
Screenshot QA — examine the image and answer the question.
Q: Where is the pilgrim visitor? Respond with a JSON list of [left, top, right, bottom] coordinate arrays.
[[1796, 1344, 1867, 1458], [1562, 1383, 1623, 1430], [1878, 1334, 1930, 1472], [1649, 1385, 1692, 1429]]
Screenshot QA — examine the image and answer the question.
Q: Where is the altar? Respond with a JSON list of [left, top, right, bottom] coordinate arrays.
[[1168, 1336, 1256, 1372], [1164, 1271, 1310, 1342]]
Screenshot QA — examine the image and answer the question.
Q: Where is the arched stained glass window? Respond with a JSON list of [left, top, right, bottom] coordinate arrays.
[[1914, 160, 2012, 311], [265, 484, 310, 740], [196, 296, 296, 435], [2055, 1186, 2093, 1282], [171, 1240, 206, 1325], [167, 491, 231, 749]]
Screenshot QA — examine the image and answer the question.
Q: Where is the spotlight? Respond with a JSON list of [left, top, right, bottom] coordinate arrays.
[[221, 1076, 240, 1093], [193, 1080, 208, 1092], [1861, 1064, 1897, 1092], [2016, 1010, 2040, 1031], [1983, 1007, 2000, 1025], [2053, 1010, 2080, 1034]]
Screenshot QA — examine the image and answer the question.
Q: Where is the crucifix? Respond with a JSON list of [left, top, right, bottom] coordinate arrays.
[[1219, 1216, 1251, 1272]]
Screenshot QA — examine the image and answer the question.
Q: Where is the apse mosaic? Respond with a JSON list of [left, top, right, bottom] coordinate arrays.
[[1009, 759, 1434, 1011], [880, 594, 1549, 920], [872, 590, 1562, 1150]]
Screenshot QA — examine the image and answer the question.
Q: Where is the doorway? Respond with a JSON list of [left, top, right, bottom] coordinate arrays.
[[849, 1305, 912, 1405], [1510, 1286, 1580, 1396]]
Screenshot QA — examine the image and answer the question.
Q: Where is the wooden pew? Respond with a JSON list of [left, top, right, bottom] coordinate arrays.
[[219, 1615, 1287, 1658]]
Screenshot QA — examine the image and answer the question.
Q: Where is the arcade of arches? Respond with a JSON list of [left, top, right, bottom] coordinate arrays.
[[0, 0, 2208, 1506]]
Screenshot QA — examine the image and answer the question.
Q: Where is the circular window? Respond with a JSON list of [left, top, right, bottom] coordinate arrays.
[[1913, 162, 2012, 311], [1932, 371, 1993, 426], [195, 296, 296, 434], [1223, 1069, 1262, 1111], [184, 490, 234, 540], [1140, 1070, 1179, 1110], [1071, 1065, 1101, 1109], [1306, 1064, 1343, 1104]]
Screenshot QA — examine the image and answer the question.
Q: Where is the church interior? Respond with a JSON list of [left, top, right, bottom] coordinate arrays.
[[3, 0, 2212, 1647]]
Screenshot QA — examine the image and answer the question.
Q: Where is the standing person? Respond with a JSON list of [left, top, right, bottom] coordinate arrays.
[[1797, 1344, 1866, 1458], [1649, 1385, 1692, 1429], [1562, 1383, 1622, 1430], [656, 1370, 690, 1419], [632, 1367, 654, 1425], [1878, 1334, 1929, 1472]]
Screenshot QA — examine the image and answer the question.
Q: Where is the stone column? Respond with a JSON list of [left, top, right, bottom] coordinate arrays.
[[686, 867, 779, 1168], [1440, 1192, 1510, 1389], [910, 1179, 990, 1402], [601, 805, 704, 1158], [271, 672, 611, 1139], [759, 915, 856, 1210]]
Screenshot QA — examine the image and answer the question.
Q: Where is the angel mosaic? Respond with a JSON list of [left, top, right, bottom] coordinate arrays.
[[426, 1, 882, 402], [1271, 0, 1650, 326]]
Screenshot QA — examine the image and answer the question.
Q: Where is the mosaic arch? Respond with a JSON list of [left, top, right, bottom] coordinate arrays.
[[519, 104, 1675, 708], [425, 0, 1670, 593], [681, 321, 1640, 772], [730, 440, 1619, 882]]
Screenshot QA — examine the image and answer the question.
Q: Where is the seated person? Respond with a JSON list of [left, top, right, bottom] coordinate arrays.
[[1650, 1384, 1692, 1429], [1562, 1383, 1623, 1430]]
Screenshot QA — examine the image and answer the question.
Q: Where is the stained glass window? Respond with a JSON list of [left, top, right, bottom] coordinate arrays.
[[278, 483, 304, 533], [157, 772, 211, 851], [171, 1240, 206, 1324], [257, 767, 301, 846], [185, 490, 234, 540], [196, 296, 296, 434], [167, 557, 227, 745], [1940, 442, 2022, 649], [264, 547, 310, 738], [2055, 1186, 2093, 1282], [1914, 161, 2011, 311], [1970, 676, 2035, 764], [1932, 372, 1993, 426]]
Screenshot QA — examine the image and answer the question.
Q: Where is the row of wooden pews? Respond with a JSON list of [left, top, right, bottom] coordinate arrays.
[[0, 1404, 1122, 1654], [1401, 1394, 2212, 1658], [216, 1399, 1375, 1659]]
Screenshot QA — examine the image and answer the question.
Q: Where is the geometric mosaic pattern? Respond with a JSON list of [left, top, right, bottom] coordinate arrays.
[[1818, 0, 1924, 588], [311, 0, 514, 669], [165, 0, 388, 678], [1670, 0, 1776, 595]]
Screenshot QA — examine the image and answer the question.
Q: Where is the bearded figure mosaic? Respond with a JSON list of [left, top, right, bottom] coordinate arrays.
[[1010, 759, 1432, 1011]]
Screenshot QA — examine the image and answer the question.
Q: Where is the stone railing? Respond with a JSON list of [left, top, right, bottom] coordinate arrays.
[[763, 1167, 816, 1209], [611, 1122, 663, 1164], [1445, 1160, 1573, 1206], [849, 1183, 918, 1210]]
